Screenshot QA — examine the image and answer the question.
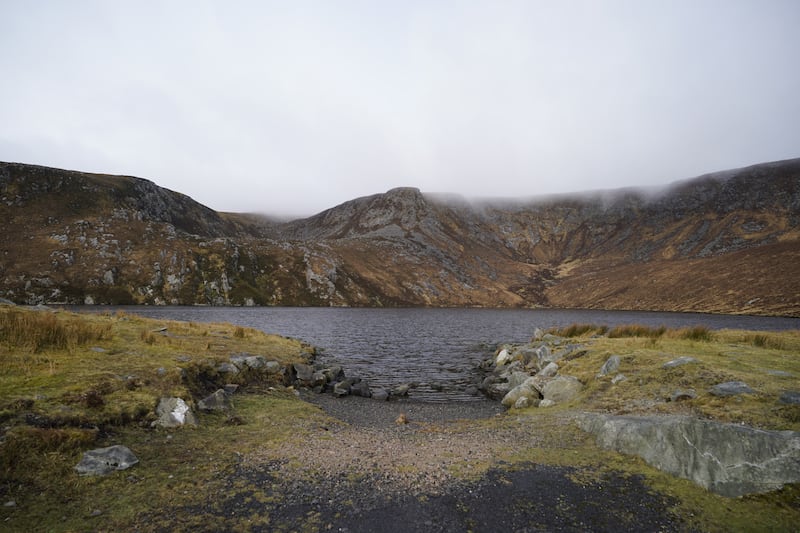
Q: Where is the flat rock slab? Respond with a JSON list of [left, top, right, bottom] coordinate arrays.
[[710, 381, 755, 396], [75, 445, 139, 476], [662, 356, 697, 369], [580, 414, 800, 497]]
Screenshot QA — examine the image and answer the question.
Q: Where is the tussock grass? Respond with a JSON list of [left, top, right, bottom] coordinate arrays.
[[743, 332, 786, 350], [548, 323, 608, 338], [0, 307, 111, 353], [607, 324, 666, 338], [673, 325, 714, 342]]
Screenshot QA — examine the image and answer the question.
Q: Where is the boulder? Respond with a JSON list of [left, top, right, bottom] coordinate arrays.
[[230, 353, 268, 370], [75, 445, 139, 476], [485, 382, 511, 401], [501, 378, 541, 408], [538, 362, 559, 378], [580, 414, 800, 497], [539, 399, 555, 408], [351, 380, 372, 398], [322, 365, 345, 383], [217, 362, 239, 375], [264, 361, 283, 374], [597, 355, 621, 377], [372, 388, 390, 401], [710, 381, 755, 397], [333, 379, 355, 397], [391, 383, 412, 397], [514, 397, 532, 409], [662, 356, 697, 369], [293, 363, 315, 384], [507, 371, 532, 390], [153, 397, 197, 428], [197, 389, 232, 412], [541, 375, 583, 404], [495, 348, 511, 366]]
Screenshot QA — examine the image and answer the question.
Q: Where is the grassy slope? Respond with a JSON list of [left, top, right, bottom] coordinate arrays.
[[0, 306, 798, 531]]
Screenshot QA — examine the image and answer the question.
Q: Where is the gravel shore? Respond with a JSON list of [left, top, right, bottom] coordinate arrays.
[[223, 394, 694, 532]]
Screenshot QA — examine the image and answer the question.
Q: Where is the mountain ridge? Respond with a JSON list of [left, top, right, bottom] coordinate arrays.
[[1, 158, 799, 315]]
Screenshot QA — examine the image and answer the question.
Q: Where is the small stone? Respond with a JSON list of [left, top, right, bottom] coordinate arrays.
[[670, 389, 697, 402], [4, 500, 16, 508], [90, 509, 103, 517], [611, 374, 627, 385], [539, 399, 555, 408], [395, 413, 409, 425]]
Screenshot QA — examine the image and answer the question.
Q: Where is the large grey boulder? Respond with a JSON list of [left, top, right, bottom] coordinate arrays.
[[75, 445, 139, 476], [153, 397, 198, 428], [541, 375, 583, 404], [580, 414, 800, 497]]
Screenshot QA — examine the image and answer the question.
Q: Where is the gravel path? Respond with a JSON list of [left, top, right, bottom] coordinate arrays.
[[218, 394, 694, 532]]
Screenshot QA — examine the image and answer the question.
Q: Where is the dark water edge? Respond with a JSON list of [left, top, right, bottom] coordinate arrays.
[[72, 306, 800, 402]]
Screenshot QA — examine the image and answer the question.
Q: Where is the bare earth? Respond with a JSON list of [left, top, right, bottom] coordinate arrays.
[[212, 395, 693, 532]]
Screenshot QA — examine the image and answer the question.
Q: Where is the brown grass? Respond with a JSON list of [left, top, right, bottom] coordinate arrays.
[[607, 324, 666, 338], [548, 323, 608, 338], [0, 308, 111, 352]]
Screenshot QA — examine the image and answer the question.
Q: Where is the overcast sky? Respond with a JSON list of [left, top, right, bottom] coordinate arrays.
[[2, 1, 799, 217]]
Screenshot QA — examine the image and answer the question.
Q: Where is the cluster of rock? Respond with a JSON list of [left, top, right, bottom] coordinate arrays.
[[478, 330, 585, 409]]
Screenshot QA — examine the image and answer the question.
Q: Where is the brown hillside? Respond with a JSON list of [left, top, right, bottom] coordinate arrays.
[[1, 159, 799, 315]]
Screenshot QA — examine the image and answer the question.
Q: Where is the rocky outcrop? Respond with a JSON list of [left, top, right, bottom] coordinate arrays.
[[580, 414, 800, 497]]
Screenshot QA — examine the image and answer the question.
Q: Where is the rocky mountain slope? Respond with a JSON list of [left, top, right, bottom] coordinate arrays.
[[1, 159, 799, 315]]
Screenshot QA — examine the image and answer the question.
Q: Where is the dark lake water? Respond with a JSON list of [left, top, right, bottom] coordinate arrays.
[[97, 307, 800, 402]]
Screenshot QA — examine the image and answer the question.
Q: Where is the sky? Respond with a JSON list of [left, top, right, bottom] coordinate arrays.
[[1, 1, 799, 217]]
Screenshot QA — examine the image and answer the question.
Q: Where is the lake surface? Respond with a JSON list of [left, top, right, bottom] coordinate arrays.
[[101, 307, 800, 402]]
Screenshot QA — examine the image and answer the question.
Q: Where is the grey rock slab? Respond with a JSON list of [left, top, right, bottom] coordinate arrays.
[[75, 445, 139, 476], [580, 414, 800, 497], [710, 381, 755, 397], [779, 391, 800, 405], [662, 356, 697, 369]]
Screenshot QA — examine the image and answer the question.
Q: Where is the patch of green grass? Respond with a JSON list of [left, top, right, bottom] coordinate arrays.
[[0, 306, 318, 532]]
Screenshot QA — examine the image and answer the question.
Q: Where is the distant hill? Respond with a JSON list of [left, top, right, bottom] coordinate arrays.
[[1, 159, 799, 315]]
